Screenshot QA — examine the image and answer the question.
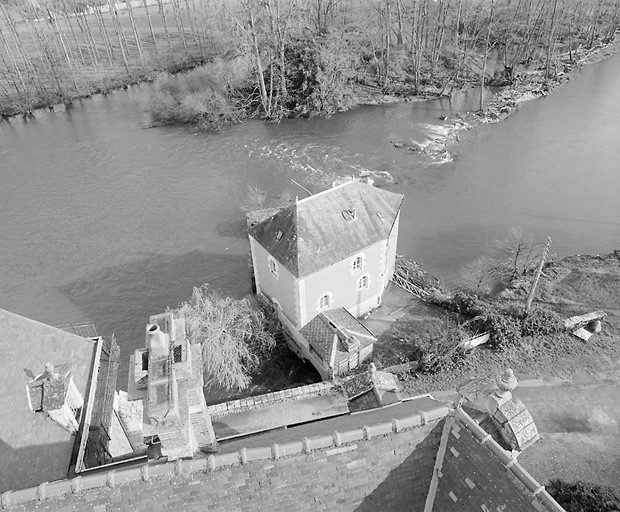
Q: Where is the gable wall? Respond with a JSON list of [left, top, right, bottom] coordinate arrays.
[[299, 239, 386, 327], [249, 236, 299, 325]]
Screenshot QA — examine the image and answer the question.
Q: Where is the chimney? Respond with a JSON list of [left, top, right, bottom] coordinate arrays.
[[146, 323, 168, 358], [27, 363, 83, 433]]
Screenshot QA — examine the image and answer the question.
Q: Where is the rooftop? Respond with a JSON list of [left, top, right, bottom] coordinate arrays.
[[0, 309, 98, 493], [300, 308, 377, 366], [0, 398, 565, 512], [249, 181, 404, 278]]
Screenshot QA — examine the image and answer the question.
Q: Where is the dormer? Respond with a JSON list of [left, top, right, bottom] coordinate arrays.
[[27, 362, 84, 433]]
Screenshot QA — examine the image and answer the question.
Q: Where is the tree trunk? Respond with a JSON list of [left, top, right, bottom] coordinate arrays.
[[171, 0, 189, 57], [95, 7, 115, 66], [545, 0, 558, 78], [156, 0, 174, 57], [126, 0, 145, 66], [141, 0, 159, 61], [479, 0, 494, 111]]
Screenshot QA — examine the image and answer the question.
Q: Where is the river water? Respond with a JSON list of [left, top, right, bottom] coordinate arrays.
[[1, 52, 619, 388]]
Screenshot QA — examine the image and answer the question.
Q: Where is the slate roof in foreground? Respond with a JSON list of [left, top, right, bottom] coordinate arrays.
[[428, 408, 564, 512], [249, 181, 404, 278], [0, 397, 566, 512], [0, 309, 98, 493]]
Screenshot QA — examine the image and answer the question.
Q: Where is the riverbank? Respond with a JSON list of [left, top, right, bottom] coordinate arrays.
[[371, 250, 620, 395], [388, 34, 619, 163]]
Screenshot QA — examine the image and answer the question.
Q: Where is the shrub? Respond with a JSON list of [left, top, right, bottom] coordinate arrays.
[[149, 58, 251, 129], [482, 310, 522, 350], [521, 306, 565, 337], [547, 479, 620, 512]]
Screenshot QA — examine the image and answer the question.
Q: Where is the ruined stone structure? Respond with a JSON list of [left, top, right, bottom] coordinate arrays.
[[127, 311, 216, 460]]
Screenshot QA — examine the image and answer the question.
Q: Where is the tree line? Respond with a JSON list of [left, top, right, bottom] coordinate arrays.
[[1, 0, 618, 117]]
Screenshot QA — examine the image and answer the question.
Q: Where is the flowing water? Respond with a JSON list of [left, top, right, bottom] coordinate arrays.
[[1, 52, 619, 388]]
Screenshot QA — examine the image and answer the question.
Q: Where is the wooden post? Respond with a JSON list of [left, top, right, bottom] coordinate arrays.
[[525, 237, 552, 313]]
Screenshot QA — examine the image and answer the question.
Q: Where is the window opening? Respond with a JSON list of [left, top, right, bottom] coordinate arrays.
[[358, 275, 369, 290], [319, 294, 331, 310], [352, 256, 363, 272], [141, 351, 149, 371], [173, 345, 183, 363]]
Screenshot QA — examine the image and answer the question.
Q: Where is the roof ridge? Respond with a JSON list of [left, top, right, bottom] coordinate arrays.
[[453, 408, 566, 512], [296, 180, 354, 205]]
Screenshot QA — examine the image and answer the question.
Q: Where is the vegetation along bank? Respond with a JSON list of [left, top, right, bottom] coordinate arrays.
[[1, 0, 618, 122]]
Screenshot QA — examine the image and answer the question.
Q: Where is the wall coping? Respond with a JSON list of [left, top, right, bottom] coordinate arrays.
[[207, 382, 336, 418], [0, 405, 451, 509], [454, 408, 567, 512]]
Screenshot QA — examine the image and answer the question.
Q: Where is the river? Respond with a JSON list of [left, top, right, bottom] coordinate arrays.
[[1, 51, 619, 389]]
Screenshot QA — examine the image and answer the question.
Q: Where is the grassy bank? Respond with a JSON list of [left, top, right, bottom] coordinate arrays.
[[370, 250, 620, 395]]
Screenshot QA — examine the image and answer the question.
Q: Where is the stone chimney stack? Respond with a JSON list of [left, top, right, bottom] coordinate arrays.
[[146, 323, 168, 358]]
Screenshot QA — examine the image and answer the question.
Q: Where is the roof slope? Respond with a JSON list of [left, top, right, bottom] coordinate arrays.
[[0, 309, 97, 493], [249, 181, 404, 277], [431, 409, 565, 512], [300, 308, 376, 366]]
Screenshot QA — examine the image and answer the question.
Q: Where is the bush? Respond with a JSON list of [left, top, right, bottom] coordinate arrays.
[[415, 318, 472, 374], [483, 310, 522, 350], [547, 479, 620, 512], [521, 306, 565, 337], [149, 58, 251, 129], [284, 34, 359, 117]]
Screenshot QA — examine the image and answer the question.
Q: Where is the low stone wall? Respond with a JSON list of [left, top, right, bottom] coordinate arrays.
[[207, 382, 336, 418], [0, 406, 451, 512]]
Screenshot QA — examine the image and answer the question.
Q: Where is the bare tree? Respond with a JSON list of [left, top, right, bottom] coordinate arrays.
[[178, 285, 275, 391]]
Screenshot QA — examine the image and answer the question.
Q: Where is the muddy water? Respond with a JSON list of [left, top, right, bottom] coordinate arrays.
[[1, 52, 619, 388]]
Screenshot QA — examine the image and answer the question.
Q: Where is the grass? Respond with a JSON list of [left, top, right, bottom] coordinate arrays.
[[0, 2, 222, 115]]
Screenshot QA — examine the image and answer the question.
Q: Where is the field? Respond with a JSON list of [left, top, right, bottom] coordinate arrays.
[[0, 0, 228, 114]]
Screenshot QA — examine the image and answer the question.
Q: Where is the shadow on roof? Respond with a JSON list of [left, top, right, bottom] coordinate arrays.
[[0, 438, 74, 494], [354, 420, 444, 512]]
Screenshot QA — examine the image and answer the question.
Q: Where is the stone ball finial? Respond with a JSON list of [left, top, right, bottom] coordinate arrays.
[[45, 362, 60, 381], [496, 368, 517, 396]]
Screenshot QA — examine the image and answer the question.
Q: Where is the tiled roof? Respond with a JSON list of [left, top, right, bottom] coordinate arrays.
[[0, 309, 98, 493], [429, 409, 565, 512], [249, 181, 404, 277], [299, 308, 376, 366]]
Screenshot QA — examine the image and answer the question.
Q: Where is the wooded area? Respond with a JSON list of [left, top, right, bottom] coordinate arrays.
[[0, 0, 618, 118]]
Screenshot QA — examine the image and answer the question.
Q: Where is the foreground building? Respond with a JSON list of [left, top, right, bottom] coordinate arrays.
[[248, 180, 403, 378], [249, 180, 404, 329], [0, 397, 566, 512], [0, 309, 120, 493], [127, 311, 216, 460]]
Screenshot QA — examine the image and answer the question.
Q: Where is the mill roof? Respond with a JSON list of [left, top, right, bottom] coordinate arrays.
[[249, 181, 404, 278], [0, 309, 98, 493]]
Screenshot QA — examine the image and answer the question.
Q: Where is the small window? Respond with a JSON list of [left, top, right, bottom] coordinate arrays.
[[319, 294, 331, 310], [141, 351, 149, 371], [352, 256, 363, 272], [342, 208, 357, 221], [173, 344, 183, 363], [268, 256, 279, 277], [358, 275, 369, 290]]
